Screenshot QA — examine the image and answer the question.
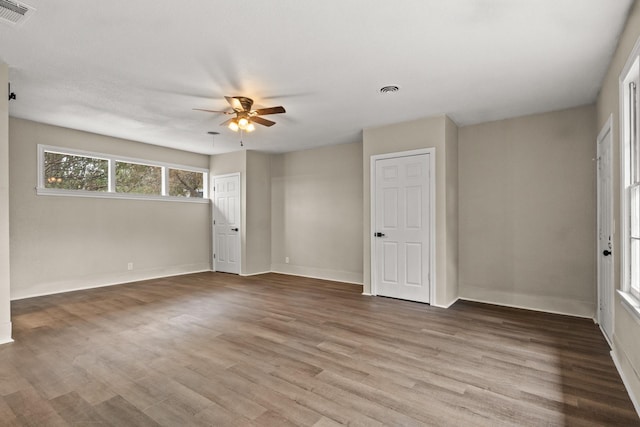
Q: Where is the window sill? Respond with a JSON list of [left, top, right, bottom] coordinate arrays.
[[618, 290, 640, 326], [36, 187, 209, 204]]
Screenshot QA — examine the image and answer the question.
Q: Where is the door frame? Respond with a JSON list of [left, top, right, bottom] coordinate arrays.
[[211, 172, 242, 273], [597, 115, 614, 342], [370, 148, 436, 303]]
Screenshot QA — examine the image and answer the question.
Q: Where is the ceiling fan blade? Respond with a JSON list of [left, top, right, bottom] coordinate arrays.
[[252, 116, 276, 127], [253, 106, 286, 116], [220, 118, 234, 126], [225, 96, 244, 112], [193, 108, 230, 114]]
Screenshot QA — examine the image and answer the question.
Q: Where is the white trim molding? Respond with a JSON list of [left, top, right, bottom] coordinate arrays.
[[271, 266, 363, 286], [434, 297, 459, 309], [0, 321, 13, 345], [11, 265, 211, 301], [37, 144, 209, 202], [619, 289, 640, 325], [369, 148, 437, 305], [36, 187, 210, 203], [611, 348, 640, 417], [596, 114, 615, 340], [210, 172, 242, 274], [240, 271, 272, 277], [619, 36, 640, 306], [459, 296, 594, 319]]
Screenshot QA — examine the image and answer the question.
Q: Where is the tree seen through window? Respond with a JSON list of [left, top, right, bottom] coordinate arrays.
[[44, 152, 108, 191]]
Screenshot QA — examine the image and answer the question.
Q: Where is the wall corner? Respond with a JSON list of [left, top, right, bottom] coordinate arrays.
[[0, 63, 12, 343]]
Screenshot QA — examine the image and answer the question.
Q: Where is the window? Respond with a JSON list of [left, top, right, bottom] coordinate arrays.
[[38, 145, 208, 202], [169, 168, 204, 198], [44, 151, 109, 191], [622, 51, 640, 303], [116, 161, 162, 195]]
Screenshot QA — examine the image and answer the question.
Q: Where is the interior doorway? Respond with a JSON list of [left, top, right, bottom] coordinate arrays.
[[597, 115, 614, 343], [212, 173, 241, 274], [370, 149, 435, 303]]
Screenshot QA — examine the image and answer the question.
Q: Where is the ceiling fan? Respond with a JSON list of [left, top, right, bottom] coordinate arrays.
[[194, 96, 286, 133]]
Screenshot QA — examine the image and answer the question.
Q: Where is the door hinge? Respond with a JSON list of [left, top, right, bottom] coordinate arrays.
[[213, 220, 216, 225], [213, 254, 216, 259]]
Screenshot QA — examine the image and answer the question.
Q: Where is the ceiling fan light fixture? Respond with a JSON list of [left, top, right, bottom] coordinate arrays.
[[196, 95, 286, 132], [238, 117, 249, 129]]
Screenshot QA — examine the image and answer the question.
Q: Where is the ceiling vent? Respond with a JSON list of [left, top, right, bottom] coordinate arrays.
[[379, 85, 400, 94], [0, 0, 35, 27]]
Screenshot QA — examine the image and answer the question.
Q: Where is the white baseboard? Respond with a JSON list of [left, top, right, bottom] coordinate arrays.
[[611, 349, 640, 417], [11, 264, 212, 300], [0, 321, 12, 345], [458, 290, 594, 319], [359, 293, 457, 308], [240, 271, 272, 277], [459, 296, 593, 319], [598, 324, 614, 348], [270, 264, 363, 285], [12, 266, 362, 301], [433, 297, 459, 309]]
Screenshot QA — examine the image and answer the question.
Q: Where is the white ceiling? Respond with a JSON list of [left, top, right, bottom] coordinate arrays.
[[0, 0, 633, 155]]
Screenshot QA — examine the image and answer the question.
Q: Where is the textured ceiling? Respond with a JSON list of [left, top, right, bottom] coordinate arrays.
[[0, 0, 633, 155]]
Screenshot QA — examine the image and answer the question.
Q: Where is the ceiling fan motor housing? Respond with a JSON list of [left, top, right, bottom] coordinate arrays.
[[194, 95, 285, 130], [234, 96, 254, 112]]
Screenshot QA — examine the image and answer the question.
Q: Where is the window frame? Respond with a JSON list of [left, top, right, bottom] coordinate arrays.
[[42, 149, 110, 192], [619, 37, 640, 320], [114, 159, 164, 196], [37, 144, 209, 203], [167, 167, 207, 198]]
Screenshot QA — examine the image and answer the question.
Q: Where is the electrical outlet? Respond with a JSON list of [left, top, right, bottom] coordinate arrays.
[[127, 262, 133, 271], [285, 257, 289, 264]]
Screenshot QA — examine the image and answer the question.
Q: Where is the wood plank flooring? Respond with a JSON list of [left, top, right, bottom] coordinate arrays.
[[1, 272, 638, 426]]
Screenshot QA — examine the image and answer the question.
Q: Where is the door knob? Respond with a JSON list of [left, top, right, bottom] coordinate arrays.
[[231, 228, 239, 232], [374, 232, 385, 237], [603, 250, 612, 256]]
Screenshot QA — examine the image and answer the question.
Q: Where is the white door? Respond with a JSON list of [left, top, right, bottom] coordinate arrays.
[[597, 117, 614, 342], [213, 173, 241, 274], [373, 152, 431, 303]]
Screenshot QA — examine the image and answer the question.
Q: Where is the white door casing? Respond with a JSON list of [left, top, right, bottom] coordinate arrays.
[[213, 173, 241, 274], [597, 115, 614, 343], [371, 149, 435, 304]]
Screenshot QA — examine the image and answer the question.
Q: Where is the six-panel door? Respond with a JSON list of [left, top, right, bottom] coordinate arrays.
[[214, 174, 240, 274], [374, 154, 431, 303]]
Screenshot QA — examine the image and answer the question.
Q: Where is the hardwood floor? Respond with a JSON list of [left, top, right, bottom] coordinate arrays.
[[1, 272, 638, 426]]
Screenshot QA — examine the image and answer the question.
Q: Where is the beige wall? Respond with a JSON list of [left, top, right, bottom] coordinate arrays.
[[271, 142, 363, 283], [363, 115, 458, 307], [445, 117, 459, 304], [458, 105, 597, 317], [596, 0, 640, 408], [210, 150, 247, 273], [0, 64, 11, 343], [246, 151, 271, 274], [210, 149, 273, 275], [9, 118, 211, 299], [209, 150, 246, 177]]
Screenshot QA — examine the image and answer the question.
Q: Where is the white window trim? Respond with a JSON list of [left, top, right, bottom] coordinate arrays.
[[619, 290, 640, 326], [619, 36, 640, 322], [369, 148, 437, 305], [37, 144, 209, 203]]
